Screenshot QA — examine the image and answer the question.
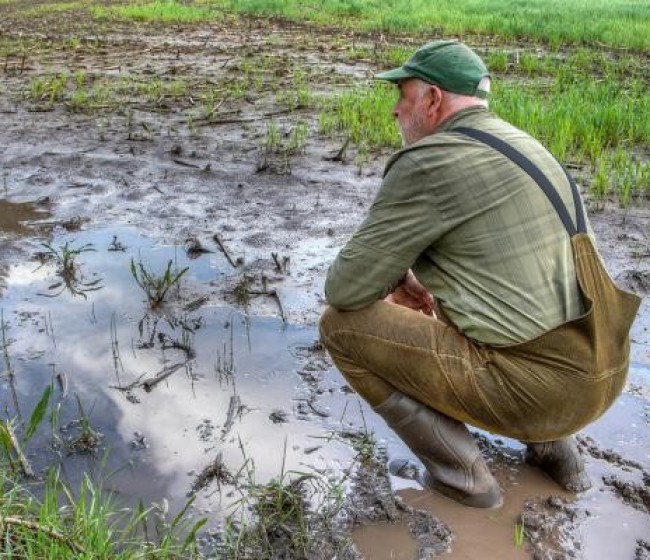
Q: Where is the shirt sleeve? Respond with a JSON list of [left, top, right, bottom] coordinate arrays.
[[324, 151, 448, 310]]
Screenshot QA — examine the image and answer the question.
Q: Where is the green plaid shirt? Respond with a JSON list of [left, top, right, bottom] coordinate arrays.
[[325, 107, 587, 344]]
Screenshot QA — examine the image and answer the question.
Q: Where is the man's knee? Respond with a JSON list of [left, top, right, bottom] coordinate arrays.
[[319, 302, 380, 341], [319, 305, 346, 350], [319, 304, 372, 358]]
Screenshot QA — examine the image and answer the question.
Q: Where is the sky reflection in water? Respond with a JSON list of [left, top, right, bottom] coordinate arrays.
[[0, 227, 357, 519]]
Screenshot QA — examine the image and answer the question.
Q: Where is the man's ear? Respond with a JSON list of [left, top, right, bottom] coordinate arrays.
[[426, 85, 443, 115]]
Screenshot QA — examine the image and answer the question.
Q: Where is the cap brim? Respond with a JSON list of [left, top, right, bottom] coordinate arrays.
[[374, 67, 414, 82]]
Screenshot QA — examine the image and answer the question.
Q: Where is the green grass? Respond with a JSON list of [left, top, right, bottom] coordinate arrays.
[[492, 76, 648, 165], [208, 0, 650, 50], [92, 0, 217, 22], [220, 441, 352, 559], [0, 375, 204, 558], [24, 72, 196, 112], [82, 0, 650, 49], [0, 466, 204, 558], [319, 46, 650, 203], [130, 259, 189, 308], [257, 119, 310, 173], [319, 83, 401, 151], [514, 517, 525, 548], [21, 2, 85, 16]]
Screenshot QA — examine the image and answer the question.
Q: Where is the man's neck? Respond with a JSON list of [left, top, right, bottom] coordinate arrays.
[[434, 103, 486, 133]]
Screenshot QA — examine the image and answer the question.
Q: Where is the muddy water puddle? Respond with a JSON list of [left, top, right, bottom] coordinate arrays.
[[0, 199, 50, 236], [0, 226, 364, 527], [1, 223, 649, 557], [354, 389, 650, 560], [356, 451, 650, 560], [0, 6, 648, 555]]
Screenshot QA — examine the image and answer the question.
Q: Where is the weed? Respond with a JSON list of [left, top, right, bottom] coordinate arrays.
[[68, 88, 89, 110], [355, 145, 370, 176], [190, 452, 236, 494], [130, 258, 189, 308], [215, 320, 236, 384], [20, 2, 83, 17], [1, 309, 13, 379], [257, 120, 310, 173], [24, 385, 52, 443], [41, 241, 93, 281], [73, 69, 86, 89], [591, 159, 610, 205], [110, 313, 124, 385], [265, 120, 281, 152], [487, 50, 509, 73], [0, 466, 205, 558], [92, 0, 216, 23], [39, 241, 102, 298], [0, 382, 54, 477], [220, 440, 349, 559], [518, 52, 545, 75], [319, 83, 400, 150], [26, 73, 68, 104], [1, 310, 22, 423], [514, 516, 525, 547], [63, 394, 102, 455], [276, 70, 313, 111], [286, 121, 310, 154], [233, 275, 254, 308], [338, 426, 377, 465], [108, 235, 126, 252]]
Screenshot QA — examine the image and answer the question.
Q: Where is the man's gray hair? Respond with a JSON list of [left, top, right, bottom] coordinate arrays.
[[477, 76, 491, 96], [415, 77, 490, 108]]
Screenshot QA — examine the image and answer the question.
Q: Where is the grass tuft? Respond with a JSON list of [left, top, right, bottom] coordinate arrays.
[[212, 0, 650, 50], [0, 466, 204, 558], [92, 0, 217, 23], [131, 259, 189, 308]]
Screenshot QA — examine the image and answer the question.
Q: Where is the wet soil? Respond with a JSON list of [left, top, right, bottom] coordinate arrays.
[[1, 6, 649, 559]]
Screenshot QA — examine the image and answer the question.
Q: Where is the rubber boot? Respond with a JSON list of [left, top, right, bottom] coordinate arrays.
[[525, 437, 591, 492], [374, 392, 503, 509]]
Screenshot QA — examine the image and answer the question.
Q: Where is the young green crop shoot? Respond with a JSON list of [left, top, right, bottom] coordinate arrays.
[[40, 242, 102, 298], [42, 241, 93, 280], [514, 517, 525, 548], [130, 258, 189, 308]]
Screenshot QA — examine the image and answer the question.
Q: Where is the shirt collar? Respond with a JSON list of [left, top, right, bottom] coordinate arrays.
[[383, 106, 489, 176]]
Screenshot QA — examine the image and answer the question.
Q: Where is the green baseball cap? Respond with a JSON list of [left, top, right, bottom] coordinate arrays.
[[375, 40, 490, 98]]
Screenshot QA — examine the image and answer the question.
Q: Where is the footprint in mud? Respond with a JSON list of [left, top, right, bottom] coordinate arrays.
[[603, 473, 650, 514]]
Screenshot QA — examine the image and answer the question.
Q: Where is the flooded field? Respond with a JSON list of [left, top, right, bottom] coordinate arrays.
[[1, 3, 649, 559]]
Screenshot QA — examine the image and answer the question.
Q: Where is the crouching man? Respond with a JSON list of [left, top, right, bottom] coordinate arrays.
[[319, 41, 640, 508]]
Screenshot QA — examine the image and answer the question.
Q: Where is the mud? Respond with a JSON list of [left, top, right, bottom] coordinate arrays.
[[603, 473, 650, 514], [637, 541, 650, 560], [348, 451, 453, 559], [1, 5, 649, 559]]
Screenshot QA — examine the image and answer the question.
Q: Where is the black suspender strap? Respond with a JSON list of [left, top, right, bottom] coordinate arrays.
[[453, 127, 587, 236], [566, 167, 587, 235]]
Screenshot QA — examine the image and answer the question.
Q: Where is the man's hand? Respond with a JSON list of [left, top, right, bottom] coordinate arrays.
[[384, 269, 436, 317]]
